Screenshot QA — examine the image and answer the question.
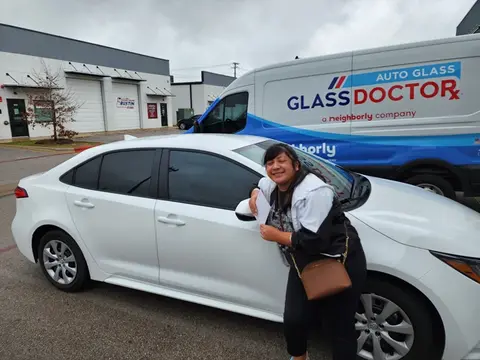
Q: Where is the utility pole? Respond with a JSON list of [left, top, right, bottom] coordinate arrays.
[[232, 62, 239, 78]]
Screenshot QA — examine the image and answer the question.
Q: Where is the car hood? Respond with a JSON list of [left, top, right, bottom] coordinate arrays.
[[350, 175, 480, 258]]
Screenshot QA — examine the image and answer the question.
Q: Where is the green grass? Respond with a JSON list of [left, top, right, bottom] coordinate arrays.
[[2, 140, 103, 148]]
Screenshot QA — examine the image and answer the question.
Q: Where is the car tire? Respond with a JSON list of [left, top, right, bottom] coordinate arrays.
[[404, 174, 456, 199], [179, 123, 186, 130], [38, 230, 90, 292], [356, 277, 438, 360]]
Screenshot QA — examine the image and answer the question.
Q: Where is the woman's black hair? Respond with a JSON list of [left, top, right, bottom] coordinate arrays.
[[263, 143, 300, 167]]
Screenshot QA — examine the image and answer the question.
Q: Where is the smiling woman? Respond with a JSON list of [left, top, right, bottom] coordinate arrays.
[[245, 142, 367, 360], [234, 139, 355, 201]]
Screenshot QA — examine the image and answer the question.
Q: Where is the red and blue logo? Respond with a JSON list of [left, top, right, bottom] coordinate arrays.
[[328, 76, 348, 90], [287, 61, 462, 110]]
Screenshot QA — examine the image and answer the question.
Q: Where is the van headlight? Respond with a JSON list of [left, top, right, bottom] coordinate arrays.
[[431, 251, 480, 284]]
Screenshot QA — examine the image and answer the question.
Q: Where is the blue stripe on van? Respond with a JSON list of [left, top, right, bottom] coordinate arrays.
[[234, 114, 480, 166], [240, 113, 478, 146]]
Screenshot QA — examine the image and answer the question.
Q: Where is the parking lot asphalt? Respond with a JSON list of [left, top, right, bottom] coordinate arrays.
[[0, 194, 331, 360], [0, 153, 75, 187]]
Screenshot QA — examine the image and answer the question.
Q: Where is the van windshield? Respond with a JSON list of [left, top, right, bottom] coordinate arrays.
[[234, 140, 355, 200]]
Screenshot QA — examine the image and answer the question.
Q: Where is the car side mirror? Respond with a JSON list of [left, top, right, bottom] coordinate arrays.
[[235, 199, 256, 222]]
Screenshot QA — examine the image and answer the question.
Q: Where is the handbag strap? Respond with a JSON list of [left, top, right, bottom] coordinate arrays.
[[276, 189, 350, 279]]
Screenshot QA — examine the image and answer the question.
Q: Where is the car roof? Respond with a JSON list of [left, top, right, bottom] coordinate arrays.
[[43, 133, 272, 178], [47, 133, 271, 177], [81, 133, 270, 157]]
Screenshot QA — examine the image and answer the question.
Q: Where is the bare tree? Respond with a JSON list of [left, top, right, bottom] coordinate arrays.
[[22, 60, 83, 143]]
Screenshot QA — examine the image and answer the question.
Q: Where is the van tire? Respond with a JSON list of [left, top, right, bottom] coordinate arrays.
[[404, 174, 456, 199]]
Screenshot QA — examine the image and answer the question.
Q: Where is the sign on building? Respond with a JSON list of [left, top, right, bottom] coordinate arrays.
[[116, 97, 135, 109], [147, 103, 158, 119]]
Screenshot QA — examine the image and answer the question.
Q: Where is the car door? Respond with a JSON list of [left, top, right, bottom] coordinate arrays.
[[65, 148, 161, 284], [154, 148, 290, 316]]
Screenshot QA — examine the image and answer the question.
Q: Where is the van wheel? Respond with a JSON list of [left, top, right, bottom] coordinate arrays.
[[356, 278, 439, 360], [404, 174, 456, 199]]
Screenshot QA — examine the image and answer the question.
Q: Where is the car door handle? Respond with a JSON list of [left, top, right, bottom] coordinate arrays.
[[157, 216, 185, 226], [74, 200, 95, 209]]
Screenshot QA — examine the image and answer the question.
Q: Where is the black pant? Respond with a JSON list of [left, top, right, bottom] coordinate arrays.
[[283, 247, 367, 359]]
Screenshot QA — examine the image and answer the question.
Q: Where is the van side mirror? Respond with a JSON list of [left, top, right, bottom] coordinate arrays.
[[193, 120, 202, 133], [235, 199, 256, 221]]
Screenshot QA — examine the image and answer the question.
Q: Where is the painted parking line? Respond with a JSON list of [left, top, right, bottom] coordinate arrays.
[[0, 244, 17, 254]]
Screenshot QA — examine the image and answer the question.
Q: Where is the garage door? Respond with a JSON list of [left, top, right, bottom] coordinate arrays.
[[111, 82, 141, 130], [65, 77, 105, 133]]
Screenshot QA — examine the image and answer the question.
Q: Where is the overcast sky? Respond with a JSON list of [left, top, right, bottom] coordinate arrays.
[[0, 0, 476, 81]]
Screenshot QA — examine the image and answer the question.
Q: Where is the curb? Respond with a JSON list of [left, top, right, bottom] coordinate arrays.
[[0, 152, 74, 164], [0, 142, 104, 153], [0, 184, 16, 198], [74, 144, 99, 153], [0, 145, 75, 153], [73, 127, 179, 138]]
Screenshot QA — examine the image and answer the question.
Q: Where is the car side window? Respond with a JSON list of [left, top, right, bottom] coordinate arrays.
[[74, 156, 102, 190], [167, 150, 261, 210], [199, 92, 248, 134], [98, 149, 156, 198]]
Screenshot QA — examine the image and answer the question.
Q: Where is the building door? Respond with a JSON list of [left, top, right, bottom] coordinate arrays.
[[7, 99, 29, 137], [160, 103, 168, 127], [65, 77, 105, 133], [111, 82, 141, 130]]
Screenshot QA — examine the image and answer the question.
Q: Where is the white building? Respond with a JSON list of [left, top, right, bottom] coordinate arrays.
[[171, 71, 235, 123], [0, 23, 174, 141]]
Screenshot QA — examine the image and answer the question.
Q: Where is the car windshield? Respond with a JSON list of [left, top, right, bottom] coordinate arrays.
[[233, 140, 355, 200]]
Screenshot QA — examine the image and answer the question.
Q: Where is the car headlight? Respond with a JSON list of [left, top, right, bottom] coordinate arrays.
[[431, 251, 480, 284]]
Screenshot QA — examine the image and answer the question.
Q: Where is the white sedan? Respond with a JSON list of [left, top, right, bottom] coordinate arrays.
[[11, 133, 480, 360]]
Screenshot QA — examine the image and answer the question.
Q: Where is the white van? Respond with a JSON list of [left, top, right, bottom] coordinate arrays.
[[190, 33, 480, 200]]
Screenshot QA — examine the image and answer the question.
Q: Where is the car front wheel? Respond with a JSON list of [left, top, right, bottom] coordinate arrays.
[[356, 277, 439, 360], [38, 230, 89, 292]]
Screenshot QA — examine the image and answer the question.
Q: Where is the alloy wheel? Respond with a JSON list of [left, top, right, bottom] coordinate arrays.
[[356, 293, 415, 360], [42, 240, 78, 285]]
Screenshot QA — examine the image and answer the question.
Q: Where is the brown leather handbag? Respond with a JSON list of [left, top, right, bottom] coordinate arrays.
[[289, 222, 352, 301], [275, 190, 352, 301]]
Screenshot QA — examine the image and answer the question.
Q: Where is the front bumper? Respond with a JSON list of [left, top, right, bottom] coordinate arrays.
[[417, 257, 480, 360]]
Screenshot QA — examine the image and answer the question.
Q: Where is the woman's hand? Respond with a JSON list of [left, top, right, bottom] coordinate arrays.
[[260, 224, 281, 242], [260, 225, 293, 246], [249, 188, 259, 216]]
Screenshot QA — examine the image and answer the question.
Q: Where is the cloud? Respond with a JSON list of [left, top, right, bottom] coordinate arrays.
[[0, 0, 475, 81], [305, 0, 475, 56]]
